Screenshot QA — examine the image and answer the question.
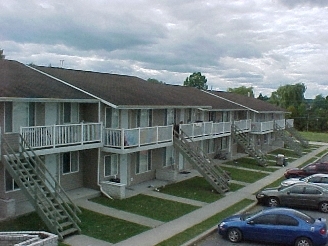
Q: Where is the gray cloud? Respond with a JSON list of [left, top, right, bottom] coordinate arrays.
[[1, 0, 328, 98]]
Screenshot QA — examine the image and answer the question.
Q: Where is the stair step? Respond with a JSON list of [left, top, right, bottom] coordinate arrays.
[[60, 227, 79, 237]]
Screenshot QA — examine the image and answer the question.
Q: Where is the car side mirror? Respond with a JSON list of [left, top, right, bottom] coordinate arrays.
[[287, 191, 291, 195]]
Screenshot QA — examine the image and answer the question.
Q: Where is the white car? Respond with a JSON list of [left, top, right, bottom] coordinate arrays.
[[281, 173, 328, 187]]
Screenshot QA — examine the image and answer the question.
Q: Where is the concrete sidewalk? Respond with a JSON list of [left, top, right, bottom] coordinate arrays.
[[65, 143, 328, 246]]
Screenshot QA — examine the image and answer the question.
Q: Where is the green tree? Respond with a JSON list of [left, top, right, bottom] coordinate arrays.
[[269, 83, 306, 109], [183, 72, 208, 90], [227, 86, 254, 97], [147, 78, 164, 84], [0, 49, 5, 59], [257, 93, 269, 101]]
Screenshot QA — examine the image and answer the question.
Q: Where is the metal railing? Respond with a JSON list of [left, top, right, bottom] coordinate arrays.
[[21, 122, 102, 149], [103, 125, 173, 149]]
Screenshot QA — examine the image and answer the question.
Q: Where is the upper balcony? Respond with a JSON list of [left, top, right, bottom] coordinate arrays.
[[21, 122, 103, 154], [250, 119, 293, 134], [103, 125, 173, 153]]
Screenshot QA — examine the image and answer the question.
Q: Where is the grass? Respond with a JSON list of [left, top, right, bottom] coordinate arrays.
[[158, 176, 223, 203], [156, 198, 254, 246], [300, 131, 328, 142], [222, 166, 268, 183], [79, 208, 150, 243], [224, 157, 277, 171], [90, 194, 199, 222]]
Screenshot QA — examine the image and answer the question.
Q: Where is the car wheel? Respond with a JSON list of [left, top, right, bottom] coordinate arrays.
[[267, 197, 279, 207], [227, 228, 242, 243], [319, 202, 328, 213], [294, 237, 313, 246]]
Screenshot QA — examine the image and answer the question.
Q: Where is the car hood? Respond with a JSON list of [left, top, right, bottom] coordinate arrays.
[[281, 178, 303, 186], [221, 214, 243, 223], [285, 168, 301, 172]]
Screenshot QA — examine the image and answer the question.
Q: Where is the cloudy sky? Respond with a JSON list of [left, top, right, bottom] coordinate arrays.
[[1, 0, 328, 98]]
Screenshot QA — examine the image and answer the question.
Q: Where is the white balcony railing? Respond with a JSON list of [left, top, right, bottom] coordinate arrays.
[[286, 119, 294, 127], [251, 121, 274, 133], [21, 122, 102, 149], [234, 119, 251, 132], [180, 121, 231, 138], [275, 119, 286, 129], [104, 125, 173, 149]]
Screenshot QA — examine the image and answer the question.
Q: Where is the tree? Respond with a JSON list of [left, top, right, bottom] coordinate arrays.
[[183, 72, 208, 90], [257, 93, 269, 101], [0, 49, 5, 59], [147, 78, 164, 84], [269, 83, 306, 109], [227, 86, 254, 97]]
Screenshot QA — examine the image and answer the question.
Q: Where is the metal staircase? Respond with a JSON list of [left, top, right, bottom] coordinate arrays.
[[274, 123, 303, 156], [231, 124, 267, 166], [2, 134, 81, 240], [173, 130, 230, 194], [285, 122, 309, 148]]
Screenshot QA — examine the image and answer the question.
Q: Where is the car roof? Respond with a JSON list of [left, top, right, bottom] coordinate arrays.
[[261, 207, 300, 215], [307, 173, 328, 178]]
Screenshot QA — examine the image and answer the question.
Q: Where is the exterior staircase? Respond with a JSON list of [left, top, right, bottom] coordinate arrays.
[[231, 124, 267, 166], [2, 134, 81, 241], [173, 130, 230, 194], [274, 123, 303, 156], [285, 122, 309, 148]]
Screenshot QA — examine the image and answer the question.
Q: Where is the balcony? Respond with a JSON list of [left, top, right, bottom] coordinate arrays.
[[103, 125, 173, 153], [20, 122, 102, 153], [180, 121, 231, 139]]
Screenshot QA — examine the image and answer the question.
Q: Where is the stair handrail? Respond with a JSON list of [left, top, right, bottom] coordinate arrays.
[[274, 123, 303, 156], [2, 138, 64, 234], [17, 134, 82, 220], [232, 124, 267, 166], [175, 129, 230, 181]]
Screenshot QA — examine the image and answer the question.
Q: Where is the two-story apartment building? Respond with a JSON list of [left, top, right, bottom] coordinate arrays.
[[1, 59, 304, 238]]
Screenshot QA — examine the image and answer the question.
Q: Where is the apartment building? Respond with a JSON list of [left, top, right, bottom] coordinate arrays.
[[0, 59, 305, 238]]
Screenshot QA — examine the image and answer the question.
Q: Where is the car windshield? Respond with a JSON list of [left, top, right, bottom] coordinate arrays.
[[293, 210, 315, 224], [240, 210, 262, 221]]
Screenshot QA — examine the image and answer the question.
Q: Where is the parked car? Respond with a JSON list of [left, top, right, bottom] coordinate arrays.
[[284, 162, 328, 179], [256, 183, 328, 213], [218, 207, 328, 246], [281, 173, 328, 188]]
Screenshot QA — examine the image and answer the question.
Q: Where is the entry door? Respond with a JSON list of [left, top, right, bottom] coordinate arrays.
[[44, 154, 58, 192]]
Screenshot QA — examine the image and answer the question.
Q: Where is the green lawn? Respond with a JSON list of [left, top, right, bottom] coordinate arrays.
[[156, 199, 254, 246], [300, 131, 328, 142], [90, 194, 199, 222], [79, 208, 150, 243], [222, 166, 268, 183], [158, 176, 223, 203]]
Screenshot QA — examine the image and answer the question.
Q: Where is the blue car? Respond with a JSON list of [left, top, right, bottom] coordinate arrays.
[[218, 207, 328, 246]]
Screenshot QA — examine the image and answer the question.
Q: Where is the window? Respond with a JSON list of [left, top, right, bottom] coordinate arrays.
[[136, 150, 151, 174], [28, 102, 36, 126], [4, 102, 13, 132], [164, 146, 174, 167], [253, 214, 276, 225], [62, 103, 79, 123], [289, 186, 304, 194], [304, 187, 321, 195], [62, 152, 79, 174], [105, 107, 119, 128], [277, 215, 298, 226], [63, 103, 71, 123], [5, 170, 19, 192], [104, 155, 118, 176], [221, 137, 228, 149]]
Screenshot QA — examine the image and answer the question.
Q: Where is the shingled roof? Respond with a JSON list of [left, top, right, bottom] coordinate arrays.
[[34, 65, 244, 110], [0, 60, 94, 100], [209, 91, 288, 113]]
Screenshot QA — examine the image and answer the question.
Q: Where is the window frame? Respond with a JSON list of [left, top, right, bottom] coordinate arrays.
[[104, 154, 119, 177], [62, 152, 79, 174]]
